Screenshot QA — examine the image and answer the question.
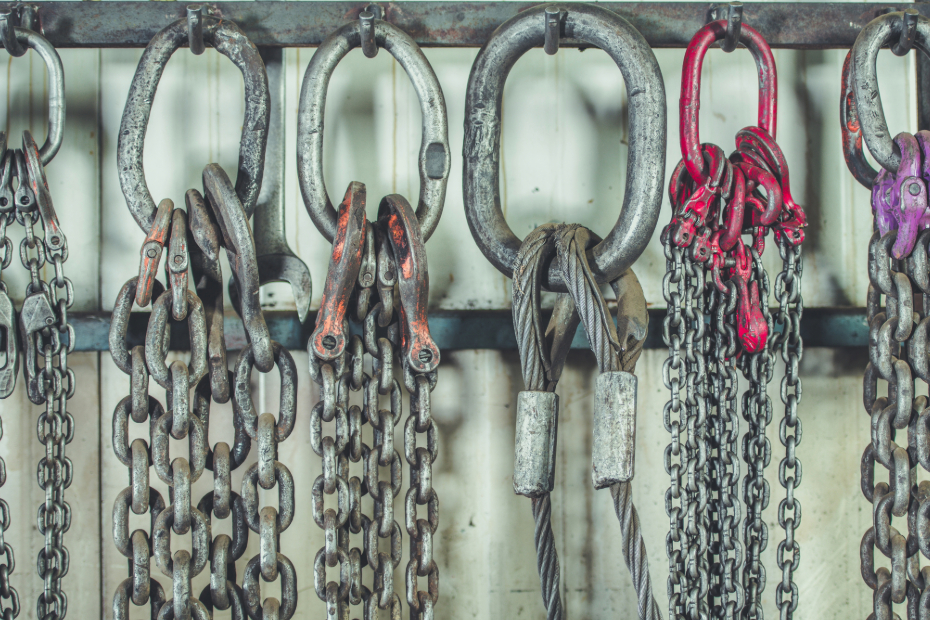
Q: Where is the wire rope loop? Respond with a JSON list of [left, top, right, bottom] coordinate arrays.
[[117, 16, 269, 232], [0, 27, 64, 166], [463, 3, 666, 291], [297, 17, 450, 243], [852, 11, 930, 173], [679, 20, 777, 186]]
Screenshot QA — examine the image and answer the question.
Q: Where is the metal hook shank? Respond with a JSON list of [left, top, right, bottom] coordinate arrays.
[[463, 3, 666, 291], [297, 18, 450, 244], [853, 11, 930, 173]]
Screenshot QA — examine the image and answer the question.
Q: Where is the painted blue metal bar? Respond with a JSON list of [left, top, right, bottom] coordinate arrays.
[[71, 308, 867, 352]]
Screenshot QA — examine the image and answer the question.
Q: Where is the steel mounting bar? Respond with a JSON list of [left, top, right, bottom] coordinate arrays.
[[69, 307, 867, 351], [14, 2, 926, 49]]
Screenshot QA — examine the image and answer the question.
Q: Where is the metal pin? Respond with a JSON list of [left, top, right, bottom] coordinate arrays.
[[18, 5, 36, 32], [360, 9, 377, 58], [0, 9, 24, 57], [893, 9, 919, 56], [544, 7, 562, 55], [719, 2, 743, 53], [187, 5, 205, 55]]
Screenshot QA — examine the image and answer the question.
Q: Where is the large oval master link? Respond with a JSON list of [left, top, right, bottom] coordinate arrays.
[[462, 3, 666, 292], [297, 15, 450, 243], [117, 16, 270, 232]]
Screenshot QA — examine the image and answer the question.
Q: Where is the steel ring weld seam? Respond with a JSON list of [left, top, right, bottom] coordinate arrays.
[[853, 11, 930, 173], [462, 3, 667, 292], [117, 16, 270, 233], [1, 27, 65, 167], [297, 17, 450, 244]]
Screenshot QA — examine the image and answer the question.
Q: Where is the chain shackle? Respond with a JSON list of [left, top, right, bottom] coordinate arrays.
[[840, 51, 879, 189], [463, 3, 666, 291], [118, 16, 269, 232], [852, 11, 930, 173], [679, 19, 777, 186], [297, 15, 450, 243]]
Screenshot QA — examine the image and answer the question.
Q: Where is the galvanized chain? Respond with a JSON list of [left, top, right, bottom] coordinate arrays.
[[737, 250, 773, 620], [862, 230, 919, 620], [770, 240, 803, 620], [706, 280, 743, 620], [661, 225, 709, 620], [109, 277, 168, 620], [6, 137, 76, 620], [359, 228, 404, 618]]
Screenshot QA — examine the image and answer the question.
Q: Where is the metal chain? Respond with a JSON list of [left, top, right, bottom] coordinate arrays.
[[662, 226, 710, 620], [707, 281, 743, 620], [110, 278, 168, 620], [862, 230, 920, 620], [738, 250, 773, 620], [11, 145, 76, 620], [771, 240, 803, 620]]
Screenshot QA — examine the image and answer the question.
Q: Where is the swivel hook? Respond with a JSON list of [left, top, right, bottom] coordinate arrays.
[[187, 5, 206, 55]]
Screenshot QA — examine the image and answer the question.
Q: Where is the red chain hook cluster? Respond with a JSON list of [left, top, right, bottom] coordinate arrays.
[[666, 20, 806, 354]]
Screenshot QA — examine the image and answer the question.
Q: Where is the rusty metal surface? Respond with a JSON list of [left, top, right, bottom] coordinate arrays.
[[17, 2, 928, 49]]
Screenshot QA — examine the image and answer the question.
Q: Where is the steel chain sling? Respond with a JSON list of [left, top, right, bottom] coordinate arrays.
[[463, 5, 666, 618], [843, 11, 930, 620], [299, 11, 449, 619], [0, 13, 72, 620], [665, 17, 806, 620], [109, 12, 301, 620], [511, 222, 660, 620]]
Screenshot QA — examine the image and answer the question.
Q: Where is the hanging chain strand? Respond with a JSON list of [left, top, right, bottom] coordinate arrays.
[[13, 147, 76, 620], [738, 250, 773, 620], [772, 240, 803, 620]]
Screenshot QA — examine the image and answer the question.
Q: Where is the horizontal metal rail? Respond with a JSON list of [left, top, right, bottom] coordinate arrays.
[[16, 2, 920, 49], [71, 307, 867, 351]]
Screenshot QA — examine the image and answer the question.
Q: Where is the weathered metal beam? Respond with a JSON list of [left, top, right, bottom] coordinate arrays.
[[71, 307, 867, 352], [16, 2, 920, 49]]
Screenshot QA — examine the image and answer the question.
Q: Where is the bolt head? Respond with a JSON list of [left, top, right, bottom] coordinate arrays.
[[418, 349, 433, 364], [146, 249, 157, 258], [173, 255, 183, 264], [910, 182, 921, 196], [322, 335, 337, 350]]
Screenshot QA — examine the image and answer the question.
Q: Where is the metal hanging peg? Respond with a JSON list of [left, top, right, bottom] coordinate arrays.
[[892, 7, 918, 56], [712, 1, 743, 52], [186, 5, 205, 55], [544, 6, 563, 55], [359, 7, 377, 58]]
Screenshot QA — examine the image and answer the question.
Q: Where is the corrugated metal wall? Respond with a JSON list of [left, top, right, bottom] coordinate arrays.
[[0, 2, 915, 618]]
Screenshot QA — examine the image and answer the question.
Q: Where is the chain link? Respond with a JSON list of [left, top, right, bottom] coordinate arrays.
[[771, 240, 802, 620]]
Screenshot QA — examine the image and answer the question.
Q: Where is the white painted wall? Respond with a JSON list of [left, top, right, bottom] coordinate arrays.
[[0, 1, 914, 619]]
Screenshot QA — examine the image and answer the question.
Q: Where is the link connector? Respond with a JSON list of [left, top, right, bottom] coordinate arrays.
[[714, 1, 743, 53], [187, 5, 206, 55], [360, 9, 377, 58], [892, 8, 918, 56], [544, 7, 563, 55]]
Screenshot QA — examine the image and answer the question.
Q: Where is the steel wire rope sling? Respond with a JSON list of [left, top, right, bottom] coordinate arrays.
[[109, 10, 303, 620], [463, 4, 666, 618], [297, 9, 449, 619], [842, 9, 930, 620], [0, 6, 73, 620], [663, 12, 806, 620]]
